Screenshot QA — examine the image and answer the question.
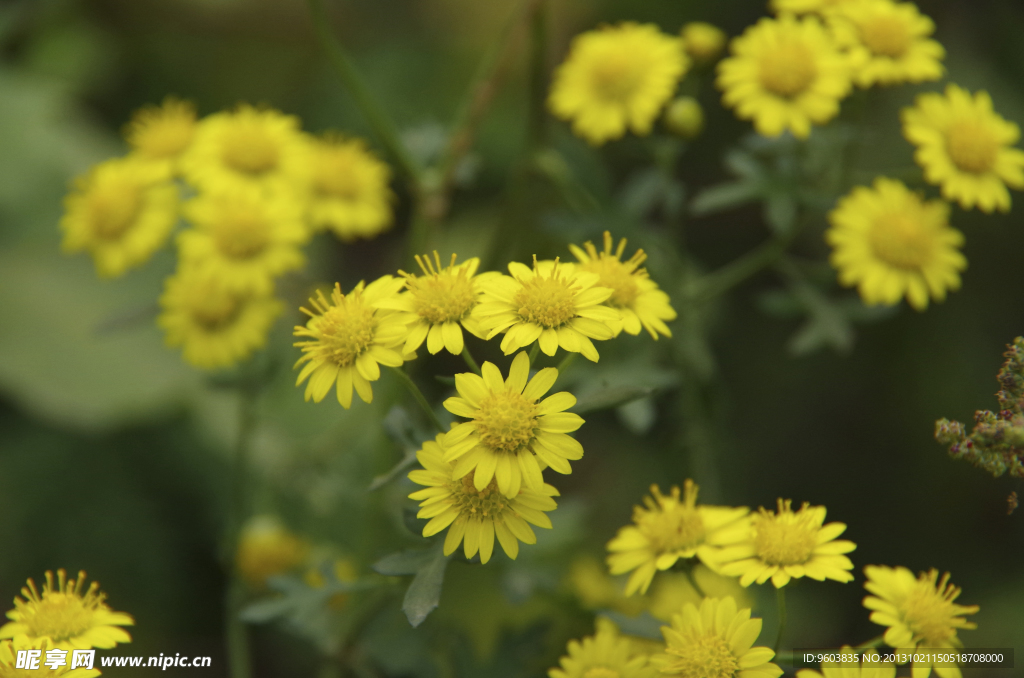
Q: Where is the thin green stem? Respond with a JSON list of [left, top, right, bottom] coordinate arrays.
[[226, 388, 257, 678], [527, 0, 549, 150], [774, 586, 787, 653], [305, 0, 421, 184], [461, 346, 481, 375], [389, 367, 445, 433], [686, 237, 790, 303], [555, 351, 576, 378], [528, 343, 540, 363]]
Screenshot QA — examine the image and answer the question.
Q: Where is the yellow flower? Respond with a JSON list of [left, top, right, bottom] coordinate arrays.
[[0, 639, 100, 678], [717, 15, 851, 139], [549, 620, 657, 678], [771, 0, 854, 13], [0, 570, 133, 650], [830, 0, 944, 88], [181, 104, 310, 193], [549, 23, 689, 146], [178, 185, 308, 295], [568, 232, 676, 339], [646, 566, 752, 623], [293, 277, 409, 409], [717, 499, 856, 588], [443, 351, 583, 497], [797, 647, 895, 678], [123, 97, 198, 173], [681, 22, 727, 62], [157, 269, 282, 370], [902, 84, 1024, 212], [664, 96, 705, 139], [863, 566, 979, 678], [566, 555, 648, 616], [408, 434, 559, 563], [826, 177, 966, 311], [474, 258, 619, 362], [307, 134, 393, 240], [607, 481, 749, 596], [376, 252, 492, 355], [59, 157, 178, 278], [236, 515, 310, 588], [652, 597, 782, 678]]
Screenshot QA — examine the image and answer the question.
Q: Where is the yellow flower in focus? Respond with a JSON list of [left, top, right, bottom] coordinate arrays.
[[178, 186, 308, 294], [158, 269, 282, 370], [569, 232, 676, 339], [0, 570, 133, 650], [718, 499, 856, 588], [124, 97, 198, 173], [444, 351, 583, 497], [0, 639, 100, 678], [607, 481, 749, 596], [308, 134, 393, 241], [59, 157, 178, 278], [797, 647, 895, 678], [293, 277, 409, 409], [549, 620, 656, 678], [830, 0, 944, 88], [236, 515, 310, 588], [652, 597, 782, 678], [181, 104, 310, 193], [408, 434, 558, 563], [681, 22, 726, 62], [863, 566, 978, 678], [771, 0, 852, 13], [717, 15, 851, 139], [549, 23, 688, 146], [377, 253, 491, 355], [474, 258, 619, 362], [826, 177, 966, 311], [646, 566, 751, 623], [902, 84, 1024, 212]]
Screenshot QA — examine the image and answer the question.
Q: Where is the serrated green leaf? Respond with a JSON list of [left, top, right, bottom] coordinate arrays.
[[402, 542, 450, 627]]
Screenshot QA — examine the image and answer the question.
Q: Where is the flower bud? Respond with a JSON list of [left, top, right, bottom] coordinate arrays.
[[663, 96, 704, 139], [681, 22, 726, 62]]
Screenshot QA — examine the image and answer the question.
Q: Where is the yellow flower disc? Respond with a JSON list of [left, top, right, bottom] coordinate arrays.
[[123, 97, 198, 175], [308, 134, 393, 241]]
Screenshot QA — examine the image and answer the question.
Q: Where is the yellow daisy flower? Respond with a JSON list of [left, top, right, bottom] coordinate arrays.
[[59, 156, 178, 278], [569, 232, 677, 339], [652, 596, 782, 678], [0, 570, 133, 650], [376, 252, 491, 356], [443, 351, 583, 497], [0, 639, 100, 678], [474, 258, 619, 362], [308, 133, 393, 240], [771, 0, 853, 14], [549, 620, 656, 678], [123, 97, 198, 173], [408, 434, 558, 563], [180, 104, 310, 193], [549, 23, 689, 146], [717, 499, 856, 588], [293, 277, 409, 409], [157, 269, 282, 370], [902, 84, 1024, 212], [717, 15, 852, 139], [797, 647, 895, 678], [178, 185, 308, 294], [236, 515, 310, 588], [830, 0, 944, 88], [826, 177, 966, 311], [681, 22, 727, 63], [863, 566, 979, 678], [606, 481, 750, 596]]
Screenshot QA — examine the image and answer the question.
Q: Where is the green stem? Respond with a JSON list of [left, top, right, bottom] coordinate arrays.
[[528, 343, 540, 363], [305, 0, 421, 184], [527, 0, 549, 150], [687, 237, 790, 303], [461, 346, 481, 375], [389, 367, 445, 433], [774, 586, 787, 653], [226, 388, 257, 678], [555, 351, 576, 378]]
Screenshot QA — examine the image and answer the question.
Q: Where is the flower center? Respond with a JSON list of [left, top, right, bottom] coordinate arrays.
[[859, 14, 912, 58], [189, 287, 242, 331], [753, 505, 817, 566], [946, 119, 999, 174], [212, 205, 272, 259], [474, 391, 538, 454], [580, 257, 640, 308], [450, 472, 511, 517], [590, 54, 644, 102], [89, 182, 143, 240], [23, 593, 94, 641], [664, 631, 739, 678], [759, 42, 817, 97], [900, 572, 967, 646], [642, 504, 705, 554], [222, 126, 280, 175], [315, 301, 378, 367], [513, 275, 578, 329], [582, 668, 621, 678], [411, 274, 476, 324], [869, 211, 933, 270]]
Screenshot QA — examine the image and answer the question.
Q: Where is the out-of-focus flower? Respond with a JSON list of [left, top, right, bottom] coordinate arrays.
[[124, 97, 198, 175], [236, 516, 310, 588], [307, 134, 392, 240], [549, 619, 656, 678], [681, 22, 726, 62]]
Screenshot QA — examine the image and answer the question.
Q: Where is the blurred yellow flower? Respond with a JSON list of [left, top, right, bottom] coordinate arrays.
[[178, 185, 308, 295], [771, 0, 853, 13], [568, 232, 676, 339], [0, 570, 133, 650], [717, 15, 851, 139], [549, 620, 656, 678], [304, 557, 359, 610], [826, 177, 966, 311], [566, 555, 648, 616], [863, 566, 978, 678], [0, 639, 100, 678], [409, 434, 559, 563], [443, 351, 583, 497], [797, 647, 895, 678], [663, 96, 705, 139], [718, 499, 856, 588], [474, 258, 619, 362], [902, 84, 1024, 212], [549, 23, 688, 146], [293, 277, 409, 409], [124, 97, 198, 173], [308, 134, 393, 241], [236, 516, 310, 588], [158, 269, 282, 370], [607, 481, 749, 596], [59, 157, 178, 278], [681, 22, 726, 62]]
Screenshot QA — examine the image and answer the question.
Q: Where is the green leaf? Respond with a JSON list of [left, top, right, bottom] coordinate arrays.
[[764, 193, 798, 236], [401, 542, 451, 627], [573, 384, 658, 413], [239, 597, 294, 624], [690, 181, 760, 216], [370, 406, 429, 491], [616, 396, 656, 436], [373, 548, 437, 576]]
